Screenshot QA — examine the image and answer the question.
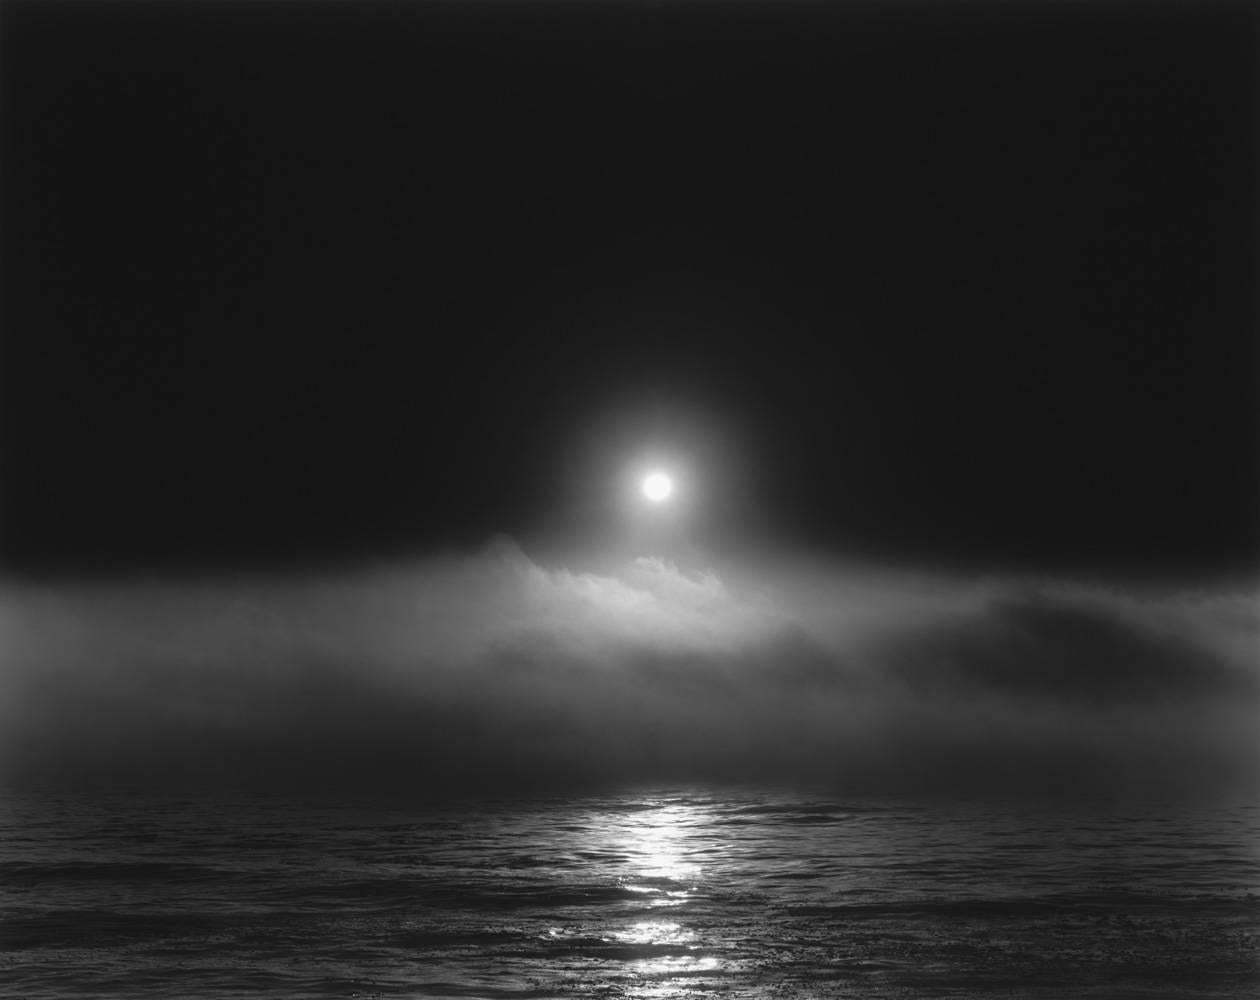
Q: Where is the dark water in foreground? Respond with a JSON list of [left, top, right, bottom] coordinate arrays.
[[1, 790, 1257, 998]]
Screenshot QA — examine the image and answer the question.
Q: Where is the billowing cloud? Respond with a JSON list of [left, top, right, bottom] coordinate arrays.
[[0, 540, 1255, 798]]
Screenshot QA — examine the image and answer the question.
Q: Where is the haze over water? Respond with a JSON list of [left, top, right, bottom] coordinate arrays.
[[1, 540, 1257, 996]]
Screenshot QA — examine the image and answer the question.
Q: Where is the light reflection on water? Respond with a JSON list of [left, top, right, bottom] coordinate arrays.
[[586, 797, 722, 989], [615, 920, 720, 993], [613, 919, 693, 945], [617, 799, 703, 884], [531, 791, 1258, 998], [1, 789, 1257, 999]]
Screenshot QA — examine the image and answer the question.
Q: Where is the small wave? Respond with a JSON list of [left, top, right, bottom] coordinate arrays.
[[721, 802, 907, 823], [0, 860, 225, 885], [515, 939, 711, 961], [390, 928, 522, 949], [429, 883, 645, 911], [785, 892, 1260, 921], [0, 908, 235, 950]]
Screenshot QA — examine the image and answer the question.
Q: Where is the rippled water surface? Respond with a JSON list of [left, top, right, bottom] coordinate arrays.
[[2, 790, 1257, 997]]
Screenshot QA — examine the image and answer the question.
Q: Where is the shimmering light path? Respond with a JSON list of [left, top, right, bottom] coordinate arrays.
[[1, 790, 1257, 997]]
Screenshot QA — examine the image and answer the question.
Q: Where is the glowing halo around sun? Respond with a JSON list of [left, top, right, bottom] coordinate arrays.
[[641, 471, 674, 503]]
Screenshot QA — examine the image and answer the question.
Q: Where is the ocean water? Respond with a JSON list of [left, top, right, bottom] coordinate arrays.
[[1, 789, 1257, 998]]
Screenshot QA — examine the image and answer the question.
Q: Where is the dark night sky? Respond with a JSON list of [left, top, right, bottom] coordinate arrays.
[[1, 0, 1255, 579]]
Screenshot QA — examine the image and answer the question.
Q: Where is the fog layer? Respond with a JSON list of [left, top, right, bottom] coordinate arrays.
[[2, 541, 1255, 798]]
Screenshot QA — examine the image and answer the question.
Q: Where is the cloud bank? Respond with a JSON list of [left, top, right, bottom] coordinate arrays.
[[1, 540, 1255, 799]]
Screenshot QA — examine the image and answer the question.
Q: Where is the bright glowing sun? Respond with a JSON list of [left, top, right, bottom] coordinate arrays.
[[642, 472, 674, 503]]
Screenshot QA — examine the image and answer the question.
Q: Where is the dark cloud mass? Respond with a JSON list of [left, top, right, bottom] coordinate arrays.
[[2, 544, 1254, 800]]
